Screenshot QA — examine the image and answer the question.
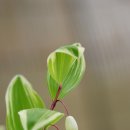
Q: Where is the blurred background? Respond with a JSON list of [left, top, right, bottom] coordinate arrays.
[[0, 0, 130, 130]]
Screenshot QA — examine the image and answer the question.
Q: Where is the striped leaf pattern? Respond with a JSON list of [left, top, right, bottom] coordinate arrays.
[[5, 75, 45, 130], [19, 108, 64, 130], [47, 43, 86, 99]]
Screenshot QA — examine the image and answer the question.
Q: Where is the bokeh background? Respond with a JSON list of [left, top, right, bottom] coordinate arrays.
[[0, 0, 130, 130]]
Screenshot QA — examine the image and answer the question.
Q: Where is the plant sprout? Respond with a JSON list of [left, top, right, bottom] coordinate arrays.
[[5, 43, 86, 130]]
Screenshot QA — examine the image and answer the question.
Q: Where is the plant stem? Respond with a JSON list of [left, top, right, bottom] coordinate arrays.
[[52, 125, 60, 130], [44, 125, 59, 130], [49, 85, 69, 130], [50, 85, 69, 115], [50, 84, 62, 110], [56, 100, 69, 116]]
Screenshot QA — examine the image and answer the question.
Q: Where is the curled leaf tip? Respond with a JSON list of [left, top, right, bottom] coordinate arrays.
[[73, 43, 81, 46], [47, 43, 86, 99]]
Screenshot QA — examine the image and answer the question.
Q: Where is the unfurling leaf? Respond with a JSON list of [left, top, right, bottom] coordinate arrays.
[[5, 75, 45, 130], [19, 108, 64, 130], [65, 116, 78, 130], [47, 43, 86, 99]]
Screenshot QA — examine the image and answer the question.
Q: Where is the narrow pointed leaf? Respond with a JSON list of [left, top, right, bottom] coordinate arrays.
[[5, 75, 45, 130], [18, 108, 64, 130], [47, 43, 86, 99]]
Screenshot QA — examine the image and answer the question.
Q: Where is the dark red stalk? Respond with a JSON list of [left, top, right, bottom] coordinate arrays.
[[51, 125, 60, 130], [44, 125, 59, 130], [50, 84, 62, 110], [49, 84, 70, 130], [56, 100, 69, 116]]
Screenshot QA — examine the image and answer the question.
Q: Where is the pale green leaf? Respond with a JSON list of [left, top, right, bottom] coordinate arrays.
[[47, 45, 77, 84], [47, 43, 86, 99], [47, 72, 59, 99], [5, 75, 45, 130], [65, 116, 78, 130], [19, 108, 64, 130]]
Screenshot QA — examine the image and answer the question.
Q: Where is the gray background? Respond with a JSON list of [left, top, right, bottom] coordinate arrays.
[[0, 0, 130, 130]]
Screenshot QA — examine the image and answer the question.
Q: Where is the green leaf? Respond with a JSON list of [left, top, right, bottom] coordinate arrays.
[[47, 72, 59, 99], [5, 75, 45, 130], [47, 45, 77, 84], [47, 43, 86, 99], [18, 108, 64, 130], [65, 116, 78, 130]]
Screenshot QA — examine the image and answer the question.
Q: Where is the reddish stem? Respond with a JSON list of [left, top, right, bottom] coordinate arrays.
[[44, 125, 59, 130], [52, 125, 60, 130], [50, 85, 62, 110], [56, 100, 69, 116], [49, 85, 69, 130]]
